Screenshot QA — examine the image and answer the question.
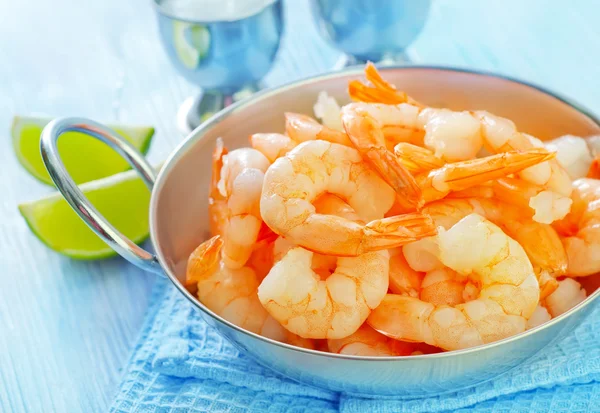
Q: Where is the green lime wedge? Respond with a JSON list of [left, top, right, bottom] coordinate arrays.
[[173, 21, 210, 69], [18, 168, 151, 260], [11, 116, 154, 185]]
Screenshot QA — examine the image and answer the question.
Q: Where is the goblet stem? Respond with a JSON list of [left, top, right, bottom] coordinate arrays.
[[176, 83, 261, 134]]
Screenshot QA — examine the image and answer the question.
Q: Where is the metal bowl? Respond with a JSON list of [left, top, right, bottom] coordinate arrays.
[[40, 66, 600, 397]]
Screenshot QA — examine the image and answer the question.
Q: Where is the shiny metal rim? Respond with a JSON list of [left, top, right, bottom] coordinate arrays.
[[150, 64, 600, 361]]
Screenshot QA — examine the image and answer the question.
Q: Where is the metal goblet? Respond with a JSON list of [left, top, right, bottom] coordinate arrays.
[[310, 0, 431, 68], [153, 0, 284, 133]]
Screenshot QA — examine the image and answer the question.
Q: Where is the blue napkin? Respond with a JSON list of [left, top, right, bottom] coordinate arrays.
[[110, 278, 600, 413]]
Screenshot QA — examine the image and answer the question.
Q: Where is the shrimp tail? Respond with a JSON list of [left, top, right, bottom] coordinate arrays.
[[348, 62, 422, 106], [361, 213, 437, 252], [343, 109, 424, 209], [432, 149, 556, 192], [588, 155, 600, 179], [393, 142, 444, 174], [186, 235, 223, 283], [374, 148, 425, 209]]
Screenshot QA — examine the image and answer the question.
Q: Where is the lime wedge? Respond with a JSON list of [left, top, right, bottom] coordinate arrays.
[[11, 116, 154, 185], [173, 21, 210, 69], [18, 168, 151, 260]]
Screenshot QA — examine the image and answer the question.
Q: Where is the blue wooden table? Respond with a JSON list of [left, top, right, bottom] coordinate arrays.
[[1, 0, 599, 411]]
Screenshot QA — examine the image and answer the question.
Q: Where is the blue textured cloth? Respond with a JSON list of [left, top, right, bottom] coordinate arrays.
[[110, 278, 600, 412]]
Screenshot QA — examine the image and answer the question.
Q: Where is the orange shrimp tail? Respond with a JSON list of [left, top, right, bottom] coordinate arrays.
[[588, 155, 600, 179], [362, 213, 437, 252], [393, 142, 444, 174], [438, 149, 556, 192], [348, 62, 423, 107], [377, 149, 425, 209], [343, 111, 424, 209], [186, 235, 223, 283], [256, 222, 278, 243]]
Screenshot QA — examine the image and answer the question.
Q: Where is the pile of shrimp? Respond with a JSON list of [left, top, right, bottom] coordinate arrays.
[[185, 63, 600, 356]]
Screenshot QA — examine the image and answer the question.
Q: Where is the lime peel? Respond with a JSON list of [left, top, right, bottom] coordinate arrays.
[[18, 167, 157, 260], [11, 115, 154, 185]]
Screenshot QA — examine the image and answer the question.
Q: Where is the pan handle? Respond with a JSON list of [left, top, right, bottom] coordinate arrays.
[[40, 117, 163, 274]]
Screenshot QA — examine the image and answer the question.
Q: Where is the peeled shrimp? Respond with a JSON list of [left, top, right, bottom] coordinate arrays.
[[545, 135, 594, 179], [421, 198, 565, 297], [217, 146, 270, 268], [553, 178, 600, 276], [588, 155, 600, 179], [209, 138, 228, 237], [526, 305, 552, 329], [406, 148, 555, 208], [186, 235, 287, 341], [250, 133, 296, 163], [258, 196, 390, 339], [544, 278, 587, 318], [394, 141, 564, 224], [260, 140, 436, 256], [368, 213, 540, 351], [327, 324, 430, 356], [341, 102, 424, 209], [285, 112, 352, 146], [388, 248, 423, 297], [313, 91, 344, 132], [420, 268, 473, 306]]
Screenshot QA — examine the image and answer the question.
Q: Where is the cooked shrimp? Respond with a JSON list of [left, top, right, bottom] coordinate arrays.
[[402, 240, 479, 306], [421, 198, 564, 296], [217, 147, 270, 268], [391, 142, 569, 224], [490, 177, 572, 224], [285, 332, 317, 350], [258, 222, 390, 338], [260, 140, 437, 256], [186, 236, 287, 341], [587, 135, 600, 156], [420, 268, 469, 306], [285, 112, 353, 146], [588, 154, 600, 179], [526, 305, 551, 329], [258, 194, 390, 339], [403, 236, 442, 273], [341, 102, 424, 210], [209, 138, 228, 237], [368, 213, 540, 351], [353, 67, 572, 219], [388, 248, 423, 297], [393, 142, 444, 174], [545, 135, 594, 179], [246, 237, 275, 281], [313, 91, 344, 132], [348, 62, 422, 107], [415, 149, 555, 207], [553, 178, 600, 276], [250, 133, 296, 163], [544, 278, 587, 317], [327, 324, 421, 356], [476, 113, 573, 216]]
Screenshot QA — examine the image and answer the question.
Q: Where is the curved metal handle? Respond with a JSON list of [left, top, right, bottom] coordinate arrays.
[[40, 117, 163, 274]]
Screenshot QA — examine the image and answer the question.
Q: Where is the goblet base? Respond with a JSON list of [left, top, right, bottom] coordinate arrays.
[[176, 84, 260, 134]]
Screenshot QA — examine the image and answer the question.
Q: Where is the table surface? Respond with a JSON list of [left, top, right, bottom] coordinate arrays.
[[2, 0, 600, 411]]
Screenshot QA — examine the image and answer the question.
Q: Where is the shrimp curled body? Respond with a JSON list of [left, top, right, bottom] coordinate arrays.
[[368, 213, 540, 351], [260, 140, 436, 256]]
